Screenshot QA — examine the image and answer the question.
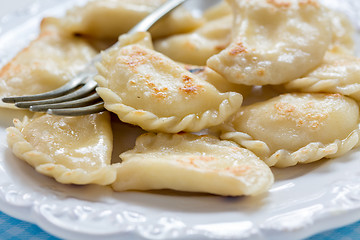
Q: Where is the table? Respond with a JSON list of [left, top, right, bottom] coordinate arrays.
[[0, 210, 359, 239]]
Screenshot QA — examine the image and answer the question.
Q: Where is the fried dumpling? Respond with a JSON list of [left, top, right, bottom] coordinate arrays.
[[284, 47, 360, 101], [60, 0, 204, 40], [220, 93, 360, 167], [0, 18, 97, 109], [154, 15, 232, 65], [112, 133, 274, 196], [207, 0, 332, 85], [7, 112, 116, 185], [95, 32, 242, 133]]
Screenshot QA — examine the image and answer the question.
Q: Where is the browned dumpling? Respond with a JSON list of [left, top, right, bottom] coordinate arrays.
[[95, 32, 243, 133], [0, 18, 97, 109], [207, 0, 332, 86], [220, 93, 360, 167], [7, 112, 116, 185], [112, 133, 274, 196]]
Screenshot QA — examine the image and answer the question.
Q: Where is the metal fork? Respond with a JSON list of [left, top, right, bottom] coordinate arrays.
[[2, 0, 187, 116]]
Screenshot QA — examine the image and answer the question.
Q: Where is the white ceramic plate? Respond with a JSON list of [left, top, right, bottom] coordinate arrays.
[[0, 1, 360, 239]]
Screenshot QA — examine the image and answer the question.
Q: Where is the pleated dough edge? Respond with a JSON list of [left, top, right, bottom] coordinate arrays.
[[96, 86, 243, 133], [6, 116, 117, 185], [284, 76, 360, 102], [220, 122, 360, 168], [113, 132, 274, 196]]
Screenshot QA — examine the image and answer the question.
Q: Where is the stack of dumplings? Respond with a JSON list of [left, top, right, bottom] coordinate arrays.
[[2, 0, 360, 197]]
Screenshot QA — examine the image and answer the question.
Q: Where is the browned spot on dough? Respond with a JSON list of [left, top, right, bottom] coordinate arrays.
[[152, 87, 169, 99], [179, 75, 202, 94], [45, 166, 55, 171], [274, 100, 328, 129], [184, 40, 196, 50], [134, 110, 146, 116], [229, 42, 247, 56], [0, 62, 15, 78], [224, 166, 250, 176], [144, 79, 169, 99], [120, 46, 164, 73], [257, 68, 265, 77], [274, 102, 296, 115]]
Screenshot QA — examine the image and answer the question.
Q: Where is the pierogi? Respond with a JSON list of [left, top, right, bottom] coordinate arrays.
[[220, 93, 360, 167], [154, 15, 232, 65], [7, 112, 116, 185], [2, 0, 360, 197], [284, 46, 360, 101], [60, 0, 204, 40], [95, 32, 242, 133], [113, 133, 274, 196], [0, 18, 97, 109], [207, 0, 332, 85], [153, 1, 232, 66]]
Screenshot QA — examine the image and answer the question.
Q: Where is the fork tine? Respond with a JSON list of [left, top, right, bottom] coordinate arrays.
[[15, 80, 98, 108], [47, 102, 105, 116], [30, 92, 102, 112], [2, 73, 90, 103]]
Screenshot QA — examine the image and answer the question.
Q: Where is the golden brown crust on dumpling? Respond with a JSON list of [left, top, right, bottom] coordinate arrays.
[[0, 17, 97, 109], [95, 32, 243, 133], [112, 132, 274, 196], [220, 93, 360, 167], [207, 0, 332, 86]]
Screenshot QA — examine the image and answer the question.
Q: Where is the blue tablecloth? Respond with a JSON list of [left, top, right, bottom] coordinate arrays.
[[0, 211, 359, 240]]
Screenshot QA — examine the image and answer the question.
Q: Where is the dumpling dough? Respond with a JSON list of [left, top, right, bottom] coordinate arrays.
[[60, 0, 204, 40], [112, 133, 274, 196], [203, 0, 232, 21], [0, 18, 97, 109], [182, 64, 252, 97], [154, 15, 232, 65], [95, 32, 242, 133], [220, 93, 360, 167], [328, 10, 355, 53], [284, 47, 360, 101], [6, 112, 116, 185], [207, 0, 332, 85]]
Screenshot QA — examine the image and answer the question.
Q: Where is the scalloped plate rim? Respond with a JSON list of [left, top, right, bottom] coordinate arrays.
[[0, 1, 359, 240]]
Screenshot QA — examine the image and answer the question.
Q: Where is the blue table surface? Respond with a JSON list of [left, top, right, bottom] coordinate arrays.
[[0, 211, 359, 240]]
